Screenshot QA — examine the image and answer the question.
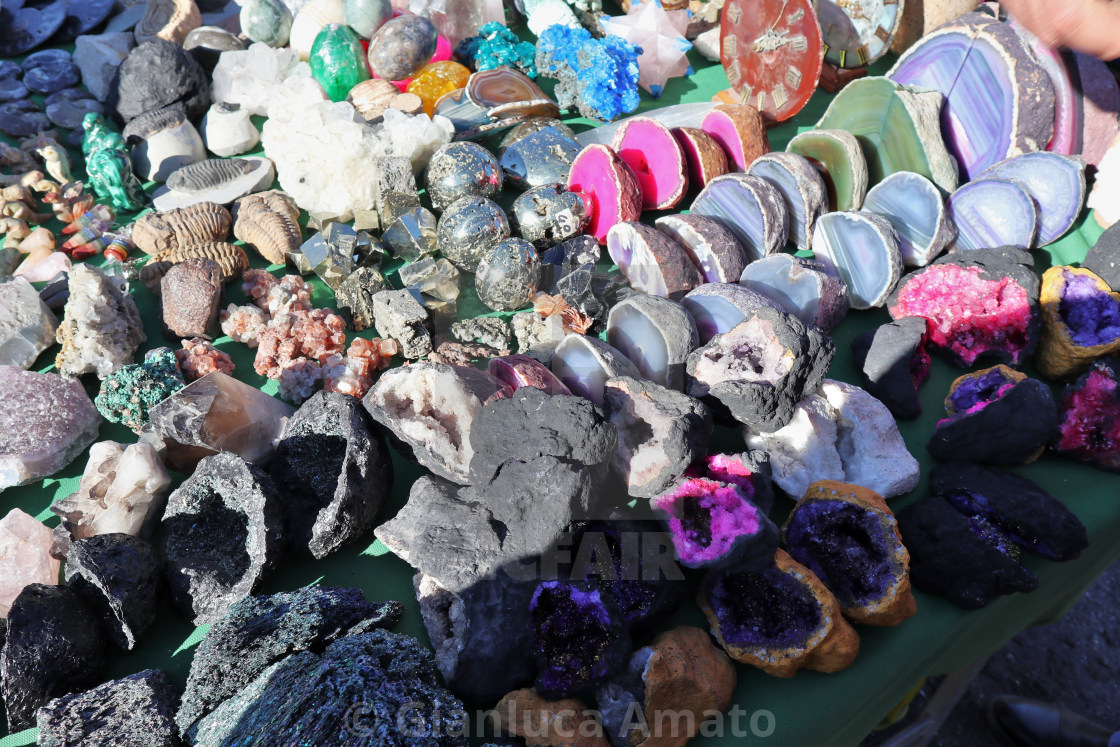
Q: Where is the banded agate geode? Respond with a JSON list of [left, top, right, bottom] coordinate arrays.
[[946, 179, 1037, 251], [681, 283, 778, 344], [786, 128, 868, 212], [978, 152, 1086, 246], [691, 173, 788, 262], [811, 211, 902, 310], [747, 152, 828, 252], [606, 294, 699, 391], [863, 171, 955, 267], [888, 12, 1055, 181], [551, 333, 640, 407], [739, 254, 849, 331]]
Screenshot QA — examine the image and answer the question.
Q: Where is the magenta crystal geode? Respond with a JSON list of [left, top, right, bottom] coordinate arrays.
[[1053, 360, 1120, 472]]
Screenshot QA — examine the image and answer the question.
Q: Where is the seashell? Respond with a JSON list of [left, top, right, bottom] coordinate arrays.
[[786, 129, 869, 212], [346, 78, 423, 124], [133, 201, 232, 256], [863, 170, 955, 267], [976, 152, 1086, 247], [134, 0, 201, 45], [747, 152, 828, 252], [149, 240, 248, 282], [811, 211, 903, 310], [289, 0, 345, 61], [231, 189, 302, 265], [691, 173, 788, 262], [605, 293, 699, 391], [946, 178, 1037, 252], [466, 68, 560, 120], [140, 260, 175, 294]]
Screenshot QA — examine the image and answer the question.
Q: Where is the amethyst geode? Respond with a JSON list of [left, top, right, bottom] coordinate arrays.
[[1036, 266, 1120, 380], [686, 307, 835, 431], [530, 580, 631, 699], [36, 669, 182, 747], [928, 365, 1058, 466], [1053, 360, 1120, 472], [896, 496, 1039, 609], [64, 533, 161, 651], [930, 463, 1087, 561], [851, 316, 931, 419]]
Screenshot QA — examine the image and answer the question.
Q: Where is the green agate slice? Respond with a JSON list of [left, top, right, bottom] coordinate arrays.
[[786, 128, 868, 212]]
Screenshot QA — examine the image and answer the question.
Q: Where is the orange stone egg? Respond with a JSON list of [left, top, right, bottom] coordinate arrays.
[[407, 60, 471, 116]]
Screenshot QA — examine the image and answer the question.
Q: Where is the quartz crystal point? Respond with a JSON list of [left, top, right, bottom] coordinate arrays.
[[0, 366, 101, 491], [55, 263, 146, 378], [606, 293, 698, 391], [567, 144, 642, 245], [681, 283, 779, 344], [862, 170, 955, 267], [747, 152, 828, 252], [0, 277, 56, 370], [815, 76, 958, 193], [811, 211, 903, 310], [144, 371, 295, 473], [786, 129, 868, 212], [691, 173, 789, 262], [605, 222, 701, 301], [550, 333, 641, 407], [0, 509, 59, 618], [946, 179, 1038, 251], [977, 152, 1086, 246], [609, 115, 688, 210], [654, 214, 747, 284], [739, 254, 849, 331], [888, 12, 1055, 181]]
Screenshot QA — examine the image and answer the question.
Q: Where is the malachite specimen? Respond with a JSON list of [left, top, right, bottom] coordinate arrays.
[[786, 128, 869, 212], [95, 348, 186, 433], [309, 23, 370, 103], [815, 76, 959, 193]]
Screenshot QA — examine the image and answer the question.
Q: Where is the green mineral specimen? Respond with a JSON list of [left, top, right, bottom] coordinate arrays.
[[95, 348, 185, 432], [309, 23, 370, 103]]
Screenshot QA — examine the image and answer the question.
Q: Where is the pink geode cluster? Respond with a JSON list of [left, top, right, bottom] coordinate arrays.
[[175, 338, 235, 381]]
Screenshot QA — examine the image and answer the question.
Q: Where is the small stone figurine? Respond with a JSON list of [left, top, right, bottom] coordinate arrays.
[[81, 112, 146, 212]]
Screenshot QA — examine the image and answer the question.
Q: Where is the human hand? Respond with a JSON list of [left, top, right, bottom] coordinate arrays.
[[1002, 0, 1120, 60]]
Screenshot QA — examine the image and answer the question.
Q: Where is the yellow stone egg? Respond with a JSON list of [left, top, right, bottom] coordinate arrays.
[[407, 60, 471, 116]]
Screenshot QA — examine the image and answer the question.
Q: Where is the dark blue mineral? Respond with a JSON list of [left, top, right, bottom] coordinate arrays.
[[64, 533, 161, 650], [36, 669, 182, 747]]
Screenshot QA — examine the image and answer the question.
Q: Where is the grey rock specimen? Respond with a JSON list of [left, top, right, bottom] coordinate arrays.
[[512, 311, 565, 362], [604, 376, 712, 499], [176, 586, 402, 737], [110, 39, 210, 124], [55, 264, 146, 378], [371, 156, 417, 217], [35, 669, 182, 747], [370, 289, 432, 359], [125, 103, 206, 182], [161, 452, 286, 624], [452, 317, 511, 349], [1, 584, 106, 731], [686, 307, 835, 431], [73, 32, 136, 102], [851, 316, 931, 419], [271, 391, 392, 558], [334, 266, 386, 331], [0, 277, 57, 370], [64, 533, 160, 651]]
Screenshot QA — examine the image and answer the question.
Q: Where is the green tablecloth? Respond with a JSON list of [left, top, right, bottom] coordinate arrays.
[[2, 44, 1118, 747]]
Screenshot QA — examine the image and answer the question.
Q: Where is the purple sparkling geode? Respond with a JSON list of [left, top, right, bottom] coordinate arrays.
[[946, 178, 1038, 251], [695, 451, 775, 515], [1036, 266, 1120, 380]]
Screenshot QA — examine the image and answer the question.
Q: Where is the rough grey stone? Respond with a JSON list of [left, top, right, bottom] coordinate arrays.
[[64, 533, 160, 651], [36, 669, 182, 747], [109, 39, 210, 124], [371, 289, 432, 359]]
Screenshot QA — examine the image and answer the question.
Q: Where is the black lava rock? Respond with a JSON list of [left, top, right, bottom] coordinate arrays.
[[851, 316, 931, 419], [930, 463, 1088, 561], [927, 367, 1058, 466], [109, 40, 211, 125], [64, 533, 161, 651], [1082, 222, 1120, 292], [36, 668, 182, 747], [189, 629, 468, 746], [161, 452, 287, 625], [176, 585, 402, 737], [271, 391, 393, 559], [1, 584, 107, 731], [686, 306, 835, 431], [896, 496, 1038, 609]]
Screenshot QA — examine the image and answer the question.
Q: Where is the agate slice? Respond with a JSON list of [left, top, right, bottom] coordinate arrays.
[[605, 222, 701, 301], [1036, 266, 1120, 380], [977, 152, 1086, 246], [783, 481, 916, 626], [786, 128, 868, 211], [811, 211, 903, 310], [946, 179, 1037, 251], [1053, 361, 1120, 472], [747, 152, 828, 251], [888, 12, 1055, 181], [681, 283, 778, 344], [606, 294, 699, 391], [691, 173, 789, 262], [929, 463, 1088, 562], [488, 354, 572, 395], [888, 247, 1040, 367], [550, 333, 641, 407], [655, 214, 747, 284], [739, 254, 849, 331], [862, 171, 955, 267], [699, 104, 769, 171], [928, 365, 1058, 466], [699, 549, 860, 678], [567, 144, 642, 244], [851, 317, 931, 420], [672, 126, 729, 190], [650, 477, 778, 571], [815, 76, 958, 192], [610, 116, 688, 210]]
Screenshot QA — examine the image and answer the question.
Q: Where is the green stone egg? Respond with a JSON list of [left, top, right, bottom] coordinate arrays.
[[310, 22, 370, 103]]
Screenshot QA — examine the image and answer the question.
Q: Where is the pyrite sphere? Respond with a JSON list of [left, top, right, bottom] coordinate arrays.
[[475, 238, 541, 312], [437, 196, 510, 272], [425, 141, 503, 212], [366, 14, 437, 81], [511, 184, 591, 249]]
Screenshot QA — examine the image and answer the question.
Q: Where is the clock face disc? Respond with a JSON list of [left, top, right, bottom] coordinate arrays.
[[720, 0, 825, 122], [818, 0, 905, 69]]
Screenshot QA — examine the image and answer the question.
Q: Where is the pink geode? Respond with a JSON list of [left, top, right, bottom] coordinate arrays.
[[651, 477, 772, 569], [487, 354, 572, 395], [700, 104, 769, 171], [610, 116, 688, 210], [0, 508, 59, 618], [568, 144, 643, 244]]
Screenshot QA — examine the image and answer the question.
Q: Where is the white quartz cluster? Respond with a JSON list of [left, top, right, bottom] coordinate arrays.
[[211, 43, 326, 117]]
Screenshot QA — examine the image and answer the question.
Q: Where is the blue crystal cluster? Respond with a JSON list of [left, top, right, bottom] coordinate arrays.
[[535, 24, 641, 121], [456, 22, 538, 78]]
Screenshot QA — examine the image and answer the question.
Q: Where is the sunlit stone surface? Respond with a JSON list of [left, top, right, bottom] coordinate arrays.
[[0, 277, 57, 370], [863, 170, 955, 267]]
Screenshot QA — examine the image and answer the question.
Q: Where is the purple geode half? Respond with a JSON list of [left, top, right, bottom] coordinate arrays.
[[1058, 270, 1120, 345], [1037, 266, 1120, 380], [946, 178, 1038, 251], [530, 580, 631, 699], [699, 559, 823, 652], [977, 152, 1086, 246]]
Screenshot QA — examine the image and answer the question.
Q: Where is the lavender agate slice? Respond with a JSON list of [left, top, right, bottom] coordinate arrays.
[[654, 214, 748, 284], [691, 173, 789, 262], [551, 333, 640, 407], [605, 222, 701, 301], [606, 294, 698, 391], [739, 254, 849, 331], [786, 129, 868, 212], [681, 283, 779, 344], [946, 179, 1038, 251], [811, 211, 903, 310], [863, 171, 955, 267], [977, 152, 1086, 246], [887, 12, 1055, 181], [746, 153, 828, 252], [650, 477, 778, 570], [814, 76, 959, 193]]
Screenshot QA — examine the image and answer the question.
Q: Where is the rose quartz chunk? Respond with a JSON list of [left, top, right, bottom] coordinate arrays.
[[568, 144, 643, 244], [610, 116, 688, 210], [0, 508, 59, 618]]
